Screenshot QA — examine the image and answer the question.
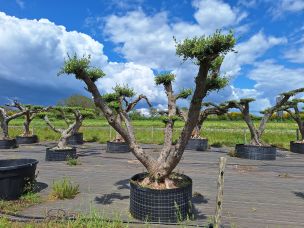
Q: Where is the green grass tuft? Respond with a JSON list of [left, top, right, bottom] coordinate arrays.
[[50, 178, 79, 200]]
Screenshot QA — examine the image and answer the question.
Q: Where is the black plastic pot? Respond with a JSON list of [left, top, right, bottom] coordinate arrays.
[[107, 141, 130, 153], [0, 139, 18, 149], [45, 147, 77, 161], [16, 135, 39, 144], [67, 132, 84, 145], [290, 141, 304, 154], [185, 138, 208, 151], [130, 173, 193, 223], [235, 144, 276, 160], [0, 159, 38, 200]]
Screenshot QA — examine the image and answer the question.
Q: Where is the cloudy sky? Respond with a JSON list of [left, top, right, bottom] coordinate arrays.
[[0, 0, 303, 114]]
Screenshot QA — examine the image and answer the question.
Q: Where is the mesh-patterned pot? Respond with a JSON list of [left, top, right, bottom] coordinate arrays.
[[0, 139, 18, 149], [67, 132, 84, 145], [45, 147, 77, 161], [185, 138, 208, 151], [235, 144, 276, 160], [0, 159, 38, 200], [107, 141, 130, 153], [130, 173, 193, 223], [290, 141, 304, 154], [16, 135, 39, 144]]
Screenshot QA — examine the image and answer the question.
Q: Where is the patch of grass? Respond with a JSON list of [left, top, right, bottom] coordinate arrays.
[[0, 192, 42, 214], [0, 210, 128, 228], [50, 178, 79, 200], [66, 157, 81, 166]]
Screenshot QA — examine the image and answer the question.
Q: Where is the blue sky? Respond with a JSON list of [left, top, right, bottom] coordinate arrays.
[[0, 0, 303, 113]]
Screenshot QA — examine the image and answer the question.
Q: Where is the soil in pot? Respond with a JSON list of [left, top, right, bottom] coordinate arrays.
[[45, 147, 77, 161], [130, 172, 193, 223], [0, 159, 38, 200], [106, 141, 130, 153], [0, 138, 18, 149], [67, 132, 84, 145], [290, 141, 304, 154], [16, 135, 39, 144], [185, 138, 208, 151], [235, 144, 276, 160]]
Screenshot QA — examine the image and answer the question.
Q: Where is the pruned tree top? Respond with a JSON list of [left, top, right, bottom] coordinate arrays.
[[175, 30, 236, 63], [113, 85, 135, 98], [58, 54, 105, 82], [176, 88, 192, 100], [155, 73, 175, 86]]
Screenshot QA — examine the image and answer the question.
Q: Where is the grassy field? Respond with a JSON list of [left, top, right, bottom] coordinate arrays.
[[7, 118, 298, 149]]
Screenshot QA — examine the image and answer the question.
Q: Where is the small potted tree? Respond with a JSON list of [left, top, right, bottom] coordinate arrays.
[[0, 104, 27, 149], [59, 31, 236, 223], [6, 100, 50, 144], [178, 102, 232, 151], [43, 107, 83, 161], [103, 85, 152, 153], [65, 108, 95, 145], [279, 99, 304, 154], [228, 89, 304, 160]]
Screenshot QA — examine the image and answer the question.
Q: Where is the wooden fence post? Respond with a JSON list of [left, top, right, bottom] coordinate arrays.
[[214, 157, 227, 228]]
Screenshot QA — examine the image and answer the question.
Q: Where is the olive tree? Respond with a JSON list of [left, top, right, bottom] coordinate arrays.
[[177, 102, 233, 138], [227, 88, 304, 146], [6, 100, 50, 137], [279, 99, 304, 141], [59, 31, 236, 184], [43, 107, 84, 149], [0, 102, 29, 139], [103, 85, 152, 142]]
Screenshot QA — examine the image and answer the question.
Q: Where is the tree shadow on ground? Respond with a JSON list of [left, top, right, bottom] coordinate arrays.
[[33, 182, 48, 193], [114, 179, 130, 190], [192, 205, 207, 220], [294, 191, 304, 199], [95, 193, 129, 205], [77, 150, 101, 157], [192, 193, 208, 204]]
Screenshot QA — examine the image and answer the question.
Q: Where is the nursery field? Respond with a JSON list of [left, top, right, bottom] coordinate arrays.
[[8, 119, 298, 150]]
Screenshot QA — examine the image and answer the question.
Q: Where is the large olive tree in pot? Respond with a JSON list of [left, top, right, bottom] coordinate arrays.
[[228, 88, 304, 160], [59, 31, 236, 223], [43, 107, 84, 161]]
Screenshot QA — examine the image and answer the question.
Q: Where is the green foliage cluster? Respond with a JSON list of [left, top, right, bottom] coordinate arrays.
[[155, 73, 175, 85], [175, 30, 236, 63], [113, 85, 135, 98], [58, 54, 105, 82], [176, 88, 192, 99]]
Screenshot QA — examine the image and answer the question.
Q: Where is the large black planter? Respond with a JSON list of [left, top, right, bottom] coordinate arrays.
[[290, 141, 304, 154], [67, 132, 83, 145], [106, 141, 130, 153], [235, 144, 276, 160], [0, 139, 18, 149], [16, 135, 39, 144], [45, 147, 77, 161], [185, 138, 208, 151], [130, 173, 193, 223], [0, 159, 38, 200]]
